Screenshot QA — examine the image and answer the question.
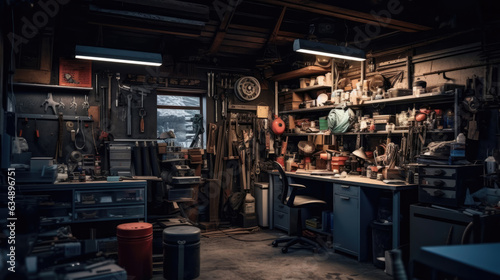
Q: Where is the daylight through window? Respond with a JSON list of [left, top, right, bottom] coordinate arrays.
[[157, 93, 204, 148]]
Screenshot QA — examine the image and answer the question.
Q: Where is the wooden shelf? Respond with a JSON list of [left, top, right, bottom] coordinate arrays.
[[280, 91, 456, 114], [271, 66, 329, 82], [363, 91, 455, 105], [13, 82, 93, 91], [278, 85, 331, 95], [284, 128, 454, 137], [281, 104, 350, 114]]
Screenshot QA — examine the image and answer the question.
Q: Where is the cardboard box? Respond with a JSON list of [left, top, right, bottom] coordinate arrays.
[[158, 142, 167, 154], [281, 101, 302, 111], [284, 92, 303, 102]]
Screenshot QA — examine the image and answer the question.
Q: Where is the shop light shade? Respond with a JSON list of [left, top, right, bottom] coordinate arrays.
[[293, 39, 366, 62], [75, 45, 162, 66]]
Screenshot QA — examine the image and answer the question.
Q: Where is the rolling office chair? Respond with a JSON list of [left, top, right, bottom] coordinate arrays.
[[271, 161, 327, 253]]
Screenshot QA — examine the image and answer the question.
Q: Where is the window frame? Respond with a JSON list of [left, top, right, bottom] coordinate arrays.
[[157, 91, 206, 148]]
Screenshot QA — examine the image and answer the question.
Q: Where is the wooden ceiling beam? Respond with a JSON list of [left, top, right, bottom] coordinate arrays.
[[268, 6, 287, 43], [88, 21, 201, 38], [250, 0, 431, 32], [208, 2, 238, 54]]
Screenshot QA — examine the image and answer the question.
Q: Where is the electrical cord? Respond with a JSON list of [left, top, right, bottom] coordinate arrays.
[[202, 226, 276, 242]]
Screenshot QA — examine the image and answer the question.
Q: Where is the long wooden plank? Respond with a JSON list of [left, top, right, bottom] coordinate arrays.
[[224, 34, 267, 44], [222, 39, 264, 49], [88, 21, 201, 37], [218, 46, 259, 55], [251, 0, 431, 32]]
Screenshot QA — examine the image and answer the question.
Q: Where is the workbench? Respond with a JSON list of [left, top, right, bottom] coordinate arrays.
[[268, 171, 417, 261], [17, 180, 147, 225], [414, 243, 500, 279]]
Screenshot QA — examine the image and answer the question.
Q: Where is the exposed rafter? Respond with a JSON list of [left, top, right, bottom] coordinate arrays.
[[208, 1, 239, 55], [250, 0, 431, 32]]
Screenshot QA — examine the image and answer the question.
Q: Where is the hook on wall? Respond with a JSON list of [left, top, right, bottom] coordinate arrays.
[[439, 72, 453, 81]]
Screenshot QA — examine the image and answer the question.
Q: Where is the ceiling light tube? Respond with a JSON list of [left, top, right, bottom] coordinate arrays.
[[75, 45, 162, 66], [293, 39, 366, 61]]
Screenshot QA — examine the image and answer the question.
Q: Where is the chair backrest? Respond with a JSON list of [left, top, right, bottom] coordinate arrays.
[[273, 161, 289, 206]]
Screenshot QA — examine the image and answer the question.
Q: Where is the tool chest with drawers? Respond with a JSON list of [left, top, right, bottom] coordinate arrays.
[[418, 164, 484, 208]]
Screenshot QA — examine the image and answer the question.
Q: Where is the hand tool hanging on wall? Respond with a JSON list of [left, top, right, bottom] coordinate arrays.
[[107, 73, 113, 128], [95, 73, 99, 102], [42, 93, 65, 115], [207, 71, 213, 98], [82, 95, 89, 112], [138, 90, 147, 133], [127, 94, 133, 136], [55, 112, 64, 160], [70, 96, 77, 113], [100, 86, 107, 129], [115, 73, 121, 107]]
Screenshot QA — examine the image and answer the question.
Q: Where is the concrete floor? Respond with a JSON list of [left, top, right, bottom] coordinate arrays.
[[153, 227, 393, 280]]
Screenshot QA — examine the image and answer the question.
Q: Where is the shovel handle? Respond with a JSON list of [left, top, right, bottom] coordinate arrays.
[[140, 117, 144, 133]]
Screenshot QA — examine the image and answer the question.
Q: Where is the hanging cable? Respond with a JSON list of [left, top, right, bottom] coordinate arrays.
[[75, 118, 85, 150]]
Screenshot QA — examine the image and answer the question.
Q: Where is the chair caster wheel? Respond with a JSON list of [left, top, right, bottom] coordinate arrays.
[[281, 247, 288, 253], [272, 241, 278, 247]]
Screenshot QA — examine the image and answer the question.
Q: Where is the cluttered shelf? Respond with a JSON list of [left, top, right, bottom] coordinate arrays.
[[364, 91, 456, 105], [280, 91, 457, 114], [283, 128, 454, 137], [278, 85, 331, 95]]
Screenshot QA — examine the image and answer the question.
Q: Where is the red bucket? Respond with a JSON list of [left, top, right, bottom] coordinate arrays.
[[117, 222, 153, 280]]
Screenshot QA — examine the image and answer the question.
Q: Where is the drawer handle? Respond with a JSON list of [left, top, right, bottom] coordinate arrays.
[[340, 196, 350, 200], [278, 213, 284, 218], [433, 180, 445, 187], [340, 185, 350, 189], [433, 190, 445, 197], [278, 205, 285, 209], [433, 169, 445, 176]]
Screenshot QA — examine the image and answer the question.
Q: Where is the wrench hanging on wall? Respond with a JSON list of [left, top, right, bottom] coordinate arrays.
[[127, 94, 133, 136]]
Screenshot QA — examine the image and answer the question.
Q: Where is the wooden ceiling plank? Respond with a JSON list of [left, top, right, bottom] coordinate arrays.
[[229, 24, 270, 33], [225, 34, 268, 44], [251, 0, 431, 32], [219, 45, 258, 55], [222, 40, 264, 49], [88, 21, 201, 37], [227, 29, 269, 39]]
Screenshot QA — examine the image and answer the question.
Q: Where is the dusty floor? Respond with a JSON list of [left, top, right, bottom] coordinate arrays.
[[153, 227, 393, 280]]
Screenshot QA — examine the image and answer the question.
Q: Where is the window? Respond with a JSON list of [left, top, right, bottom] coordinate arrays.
[[157, 92, 205, 148]]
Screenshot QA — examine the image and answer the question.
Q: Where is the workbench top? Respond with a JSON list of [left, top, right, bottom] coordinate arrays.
[[18, 180, 147, 190], [269, 171, 416, 191]]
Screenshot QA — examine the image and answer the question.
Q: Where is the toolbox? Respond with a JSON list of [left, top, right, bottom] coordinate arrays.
[[418, 164, 483, 208]]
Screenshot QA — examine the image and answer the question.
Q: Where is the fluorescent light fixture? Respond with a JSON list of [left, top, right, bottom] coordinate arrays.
[[75, 45, 162, 66], [293, 39, 366, 62]]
